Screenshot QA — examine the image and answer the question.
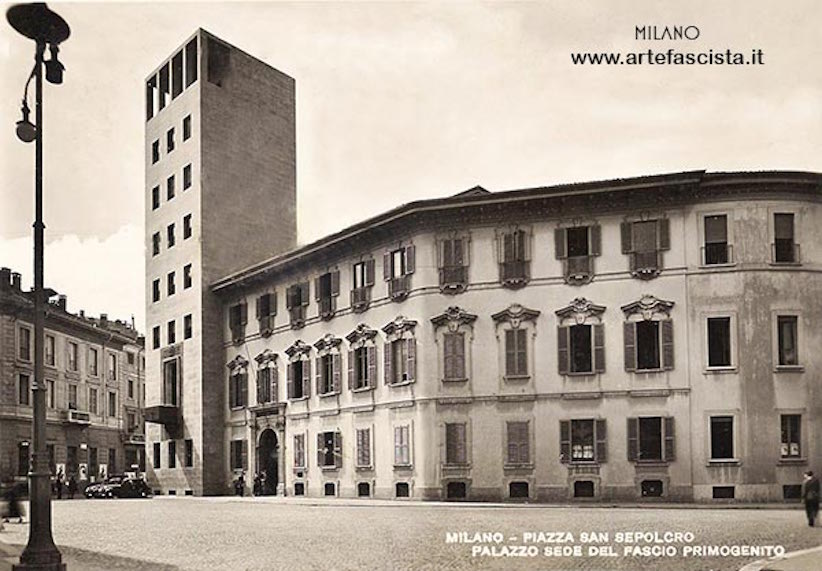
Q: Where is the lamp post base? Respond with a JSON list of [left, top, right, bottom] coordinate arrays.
[[13, 564, 66, 571]]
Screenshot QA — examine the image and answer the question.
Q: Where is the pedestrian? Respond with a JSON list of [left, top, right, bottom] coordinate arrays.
[[3, 481, 23, 524], [235, 472, 245, 497], [802, 470, 820, 527], [67, 475, 77, 500], [55, 469, 64, 500], [253, 473, 262, 496]]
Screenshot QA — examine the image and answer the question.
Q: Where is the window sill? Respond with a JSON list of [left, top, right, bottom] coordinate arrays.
[[355, 465, 374, 472], [387, 380, 415, 388], [393, 464, 413, 470], [769, 261, 802, 267], [288, 396, 309, 403], [633, 460, 669, 467], [318, 391, 340, 398], [229, 406, 246, 412], [564, 371, 596, 378], [632, 368, 666, 374], [442, 377, 469, 383], [439, 282, 467, 295], [777, 458, 807, 466], [503, 463, 534, 471], [351, 385, 374, 393], [503, 375, 531, 382], [707, 459, 741, 466], [705, 366, 737, 374], [774, 365, 804, 373], [699, 262, 737, 270], [443, 463, 471, 469], [568, 461, 600, 466], [320, 466, 340, 472]]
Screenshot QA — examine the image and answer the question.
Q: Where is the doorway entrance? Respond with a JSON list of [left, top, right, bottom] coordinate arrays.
[[258, 429, 279, 495]]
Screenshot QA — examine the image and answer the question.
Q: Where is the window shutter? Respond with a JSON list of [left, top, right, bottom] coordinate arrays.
[[256, 369, 265, 404], [404, 245, 415, 275], [658, 218, 670, 250], [627, 418, 638, 461], [624, 322, 636, 372], [240, 303, 247, 325], [314, 357, 321, 393], [664, 417, 676, 461], [367, 346, 376, 386], [554, 228, 567, 259], [255, 296, 262, 319], [384, 341, 392, 384], [595, 419, 607, 463], [271, 365, 278, 403], [462, 237, 470, 266], [228, 375, 235, 408], [314, 277, 321, 301], [437, 240, 445, 268], [317, 433, 323, 467], [521, 231, 531, 262], [241, 373, 248, 406], [590, 225, 601, 256], [347, 351, 354, 390], [661, 319, 674, 370], [241, 440, 248, 470], [594, 324, 605, 373], [620, 222, 633, 254], [333, 432, 342, 468], [497, 232, 506, 264], [557, 326, 569, 375], [406, 338, 416, 382], [331, 271, 340, 297], [559, 420, 570, 463], [506, 425, 517, 464], [286, 286, 295, 309], [302, 359, 311, 397], [271, 292, 277, 316], [300, 282, 309, 306], [365, 258, 375, 286], [505, 329, 515, 377], [394, 426, 401, 464], [454, 332, 465, 379], [454, 238, 465, 266], [443, 334, 455, 380], [383, 252, 391, 281], [332, 354, 341, 393], [286, 362, 294, 398]]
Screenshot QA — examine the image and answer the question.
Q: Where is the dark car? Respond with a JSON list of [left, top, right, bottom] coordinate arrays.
[[114, 477, 152, 499]]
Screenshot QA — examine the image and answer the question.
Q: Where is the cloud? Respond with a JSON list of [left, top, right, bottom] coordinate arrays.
[[0, 224, 145, 334]]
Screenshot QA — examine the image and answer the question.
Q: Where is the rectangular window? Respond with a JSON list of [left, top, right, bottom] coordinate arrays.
[[167, 127, 175, 153], [152, 279, 160, 302], [152, 326, 160, 350], [18, 374, 30, 405], [636, 321, 660, 370], [229, 372, 247, 409], [571, 419, 595, 461], [707, 317, 732, 368], [445, 423, 467, 465], [89, 387, 98, 414], [569, 324, 592, 373], [167, 175, 175, 200], [18, 442, 29, 477], [356, 428, 371, 468], [67, 341, 78, 371], [228, 302, 247, 342], [151, 139, 159, 163], [566, 226, 590, 257], [352, 346, 372, 390], [710, 416, 734, 460], [167, 223, 175, 248], [385, 246, 415, 298], [183, 214, 192, 239], [108, 354, 117, 380], [184, 314, 192, 339], [256, 368, 272, 404], [351, 260, 375, 309], [168, 440, 177, 469], [88, 347, 98, 376], [183, 114, 192, 140], [560, 419, 607, 464], [319, 354, 335, 395], [128, 413, 135, 430], [152, 232, 161, 256], [185, 39, 198, 87], [622, 219, 669, 273], [182, 166, 192, 192], [443, 332, 466, 380], [774, 213, 796, 263], [163, 358, 179, 406], [439, 238, 467, 287], [18, 327, 31, 361], [504, 328, 527, 377], [500, 229, 529, 281], [88, 447, 98, 480], [159, 63, 169, 109], [108, 392, 116, 418], [289, 360, 306, 399], [171, 50, 183, 98], [146, 76, 156, 121], [388, 338, 415, 384], [294, 434, 306, 468], [256, 292, 276, 333], [153, 442, 161, 469], [506, 421, 530, 465], [777, 316, 799, 366], [184, 264, 192, 289], [316, 271, 339, 317], [781, 415, 801, 458], [68, 384, 78, 410], [167, 271, 176, 296], [167, 320, 176, 345], [185, 439, 193, 467], [152, 186, 160, 210], [317, 431, 340, 468], [353, 261, 367, 289], [286, 282, 309, 324], [128, 378, 134, 399], [627, 417, 675, 462], [394, 425, 411, 466], [704, 215, 729, 265], [45, 334, 55, 366], [47, 380, 55, 409]]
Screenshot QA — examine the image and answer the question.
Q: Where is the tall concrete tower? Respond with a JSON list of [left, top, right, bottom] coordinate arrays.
[[144, 30, 296, 495]]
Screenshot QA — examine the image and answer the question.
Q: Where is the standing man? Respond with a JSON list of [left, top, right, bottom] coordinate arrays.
[[801, 471, 820, 527]]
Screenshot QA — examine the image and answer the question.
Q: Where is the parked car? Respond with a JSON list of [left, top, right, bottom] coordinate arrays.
[[114, 477, 152, 499]]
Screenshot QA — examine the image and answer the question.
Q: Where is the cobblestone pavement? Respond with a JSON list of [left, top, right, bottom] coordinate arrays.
[[1, 498, 821, 570]]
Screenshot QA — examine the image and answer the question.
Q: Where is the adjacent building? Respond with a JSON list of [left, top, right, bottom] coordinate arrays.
[[144, 31, 822, 502], [0, 268, 145, 484]]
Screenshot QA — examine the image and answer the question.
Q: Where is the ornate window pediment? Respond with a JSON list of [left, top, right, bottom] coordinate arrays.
[[492, 304, 540, 328], [254, 349, 278, 366], [430, 306, 478, 331], [555, 298, 606, 324], [227, 355, 249, 372], [621, 294, 675, 320], [285, 339, 312, 359], [345, 323, 378, 345], [382, 316, 418, 338], [314, 333, 342, 353]]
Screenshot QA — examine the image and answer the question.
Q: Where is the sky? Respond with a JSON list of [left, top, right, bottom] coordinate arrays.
[[1, 0, 820, 334]]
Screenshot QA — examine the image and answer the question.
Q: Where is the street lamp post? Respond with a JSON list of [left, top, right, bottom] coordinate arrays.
[[6, 3, 69, 570]]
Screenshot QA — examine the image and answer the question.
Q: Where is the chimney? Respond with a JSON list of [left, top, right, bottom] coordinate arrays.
[[79, 310, 85, 318], [11, 272, 22, 290], [100, 314, 108, 328], [57, 295, 67, 311], [0, 268, 10, 288]]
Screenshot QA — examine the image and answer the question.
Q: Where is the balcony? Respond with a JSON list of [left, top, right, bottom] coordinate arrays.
[[258, 315, 273, 337], [63, 409, 90, 425], [230, 325, 245, 345], [702, 243, 734, 266], [143, 404, 181, 428], [629, 251, 662, 280], [439, 266, 467, 294], [350, 287, 371, 312], [388, 275, 410, 301], [564, 256, 593, 285], [500, 260, 529, 288], [289, 306, 306, 328], [318, 296, 335, 320], [772, 242, 801, 265]]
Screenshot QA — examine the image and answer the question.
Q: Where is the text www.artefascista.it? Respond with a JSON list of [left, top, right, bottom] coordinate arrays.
[[570, 48, 764, 66]]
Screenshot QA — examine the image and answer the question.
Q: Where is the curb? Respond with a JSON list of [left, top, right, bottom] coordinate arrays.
[[739, 545, 822, 571]]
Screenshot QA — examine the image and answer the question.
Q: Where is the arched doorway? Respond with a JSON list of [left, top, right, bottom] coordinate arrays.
[[258, 429, 279, 495]]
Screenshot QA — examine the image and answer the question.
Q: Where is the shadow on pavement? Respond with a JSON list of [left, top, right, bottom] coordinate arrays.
[[0, 542, 179, 571]]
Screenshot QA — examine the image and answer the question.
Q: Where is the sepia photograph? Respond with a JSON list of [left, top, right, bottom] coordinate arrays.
[[1, 1, 821, 569]]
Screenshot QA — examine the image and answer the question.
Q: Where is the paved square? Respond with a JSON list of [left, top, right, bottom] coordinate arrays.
[[1, 499, 820, 570]]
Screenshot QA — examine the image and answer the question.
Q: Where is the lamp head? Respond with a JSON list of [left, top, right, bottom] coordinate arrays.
[[45, 43, 64, 84], [15, 100, 36, 143]]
